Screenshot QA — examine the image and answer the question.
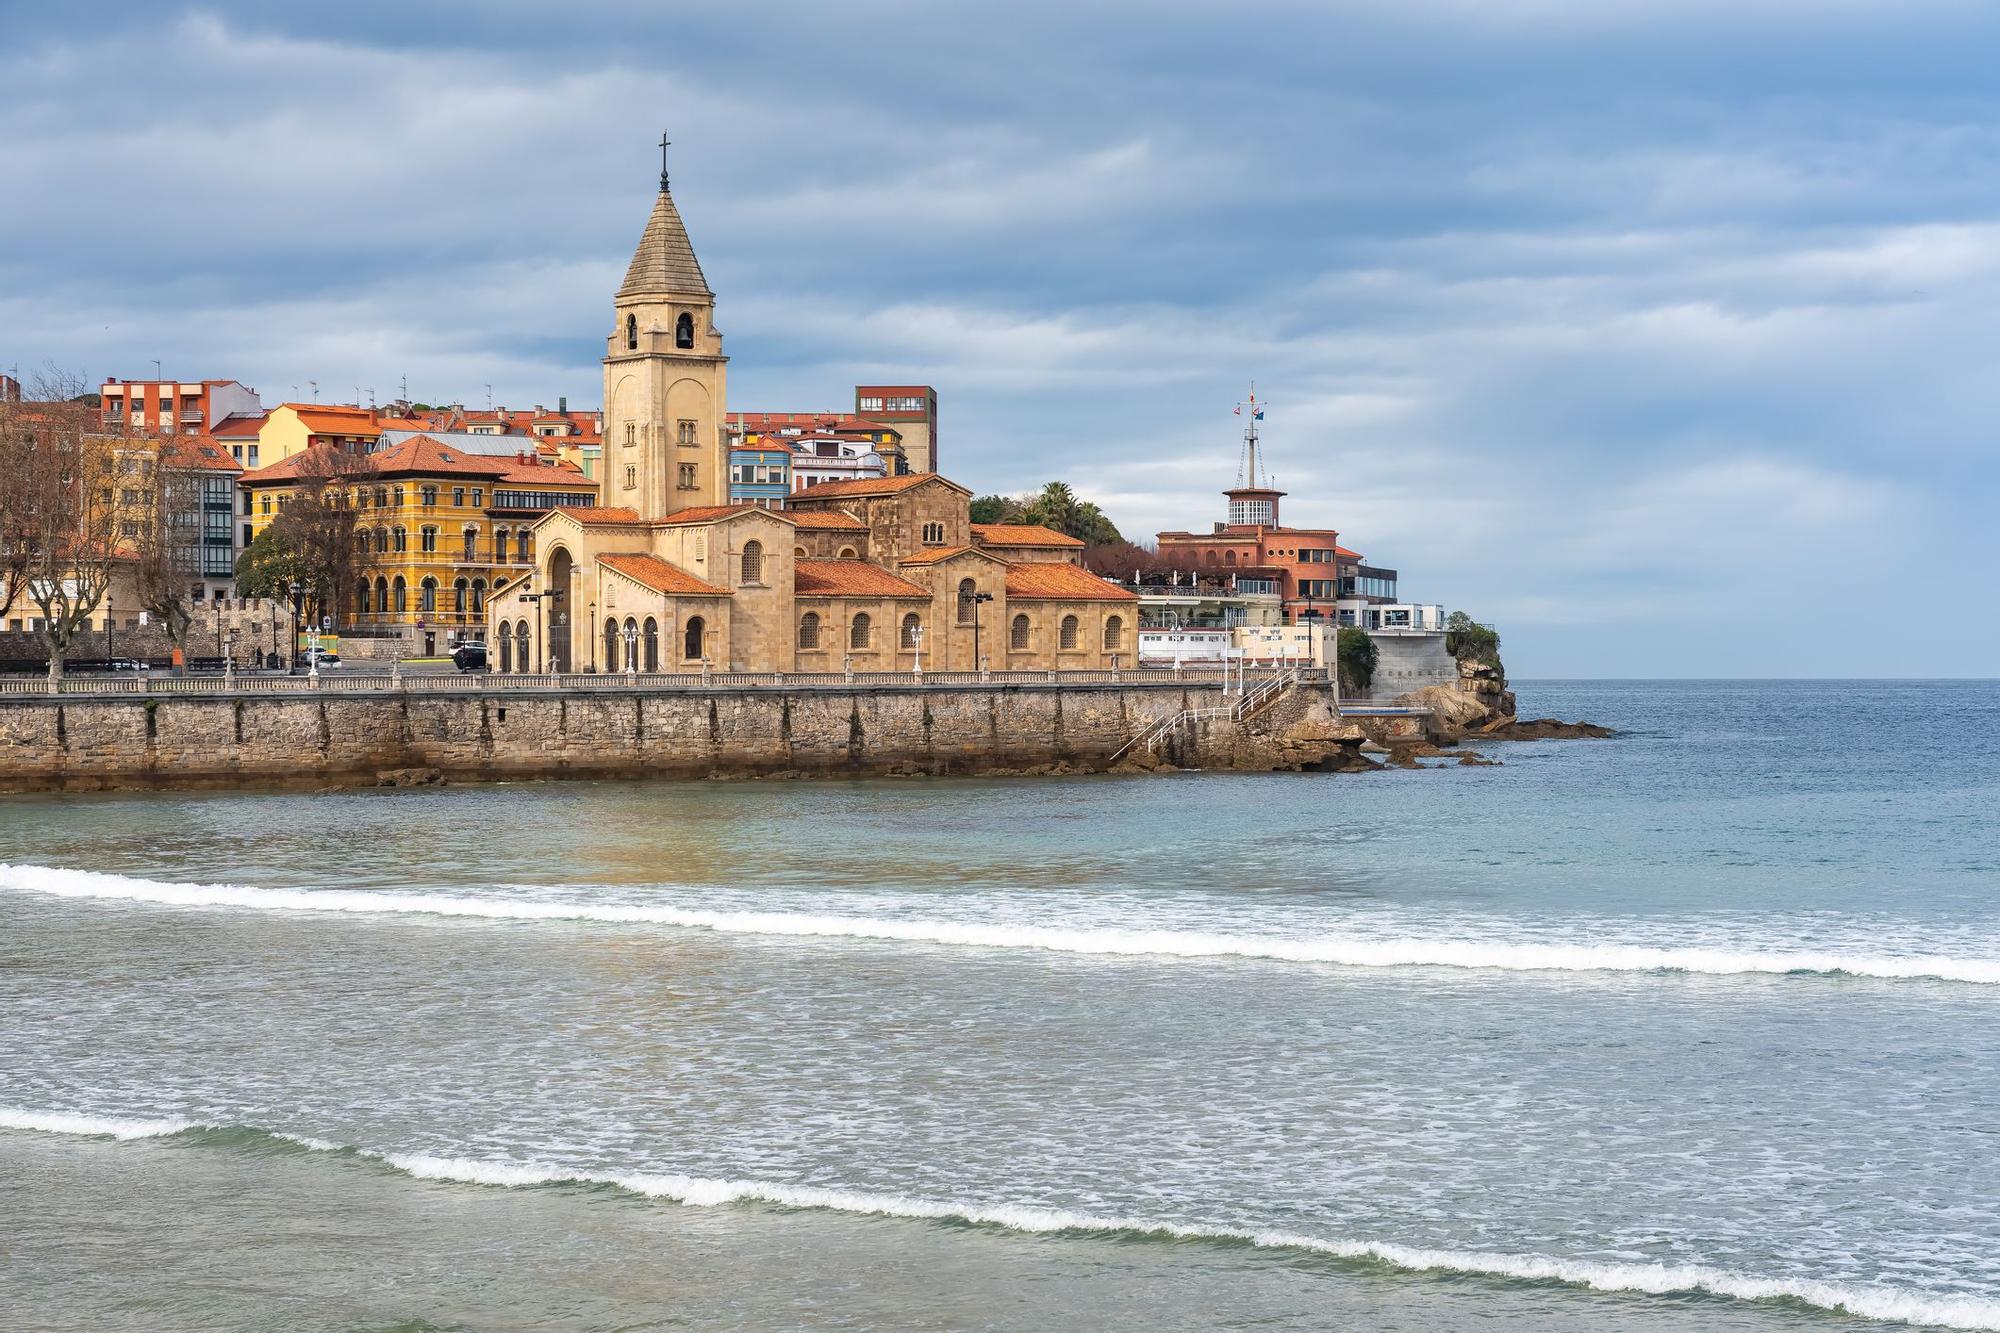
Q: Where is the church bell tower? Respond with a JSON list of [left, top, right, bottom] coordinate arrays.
[[603, 135, 729, 519]]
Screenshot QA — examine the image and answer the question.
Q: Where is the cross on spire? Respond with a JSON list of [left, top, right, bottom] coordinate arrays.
[[659, 132, 672, 192]]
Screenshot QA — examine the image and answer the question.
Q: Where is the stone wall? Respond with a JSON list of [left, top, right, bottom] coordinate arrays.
[[0, 679, 1353, 790]]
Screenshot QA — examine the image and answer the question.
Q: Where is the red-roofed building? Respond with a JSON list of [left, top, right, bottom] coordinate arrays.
[[100, 377, 264, 440]]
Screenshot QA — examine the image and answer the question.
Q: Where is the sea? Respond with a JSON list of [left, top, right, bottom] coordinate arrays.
[[1, 679, 1996, 1332]]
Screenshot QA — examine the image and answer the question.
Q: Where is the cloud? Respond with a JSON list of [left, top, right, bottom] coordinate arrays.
[[1, 1, 1996, 674]]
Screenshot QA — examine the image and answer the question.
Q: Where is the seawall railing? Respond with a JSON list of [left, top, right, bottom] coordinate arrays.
[[0, 667, 1329, 699]]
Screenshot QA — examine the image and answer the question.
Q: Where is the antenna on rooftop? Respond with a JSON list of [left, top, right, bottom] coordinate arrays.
[[399, 374, 409, 402], [366, 388, 376, 409], [485, 384, 493, 411], [151, 359, 162, 381], [1234, 383, 1269, 488], [309, 380, 319, 402]]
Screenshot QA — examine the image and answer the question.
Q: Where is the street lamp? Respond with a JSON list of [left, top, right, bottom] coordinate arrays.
[[105, 592, 114, 665], [588, 599, 597, 673], [909, 623, 925, 677], [287, 581, 305, 674], [622, 620, 638, 675]]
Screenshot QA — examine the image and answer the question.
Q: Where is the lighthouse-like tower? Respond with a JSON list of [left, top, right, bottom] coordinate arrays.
[[602, 135, 729, 518], [1222, 386, 1285, 529]]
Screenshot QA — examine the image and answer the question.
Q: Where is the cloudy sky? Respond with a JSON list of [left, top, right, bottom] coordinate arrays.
[[3, 1, 1996, 676]]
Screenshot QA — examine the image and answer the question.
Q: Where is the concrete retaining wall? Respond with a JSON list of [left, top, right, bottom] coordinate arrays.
[[1364, 631, 1458, 696]]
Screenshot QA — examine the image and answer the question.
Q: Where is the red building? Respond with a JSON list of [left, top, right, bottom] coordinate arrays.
[[1154, 399, 1392, 625]]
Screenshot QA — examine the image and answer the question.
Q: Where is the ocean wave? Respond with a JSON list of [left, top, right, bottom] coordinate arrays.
[[3, 1107, 1995, 1330], [0, 1108, 202, 1140], [6, 862, 2000, 985]]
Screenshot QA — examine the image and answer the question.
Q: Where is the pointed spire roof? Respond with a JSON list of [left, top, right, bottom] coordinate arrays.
[[619, 187, 711, 299]]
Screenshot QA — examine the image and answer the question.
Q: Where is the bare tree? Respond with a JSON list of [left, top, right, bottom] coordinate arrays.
[[129, 437, 203, 670], [3, 368, 161, 680], [260, 446, 377, 631]]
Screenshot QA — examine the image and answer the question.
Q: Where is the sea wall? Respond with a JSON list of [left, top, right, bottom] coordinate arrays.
[[1363, 631, 1459, 696], [0, 679, 1358, 790]]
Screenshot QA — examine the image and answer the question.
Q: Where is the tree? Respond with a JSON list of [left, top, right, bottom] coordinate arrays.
[[255, 447, 377, 630], [129, 438, 213, 670], [234, 525, 308, 599], [0, 368, 160, 680], [1445, 610, 1502, 673], [969, 494, 1013, 524], [1337, 627, 1378, 695]]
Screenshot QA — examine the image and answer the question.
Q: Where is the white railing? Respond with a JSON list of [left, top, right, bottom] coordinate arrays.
[[1107, 666, 1313, 765], [0, 666, 1320, 698]]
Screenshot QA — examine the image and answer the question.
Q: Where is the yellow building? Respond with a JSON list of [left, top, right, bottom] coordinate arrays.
[[239, 434, 597, 656], [253, 403, 384, 467]]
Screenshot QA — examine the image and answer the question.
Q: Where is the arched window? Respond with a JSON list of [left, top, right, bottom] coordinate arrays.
[[740, 540, 763, 585], [683, 615, 705, 661], [374, 525, 388, 554], [393, 576, 407, 612], [499, 622, 514, 673], [798, 612, 821, 649], [1103, 615, 1124, 652], [675, 312, 694, 348], [1224, 549, 1237, 565], [453, 578, 468, 614], [393, 526, 408, 553], [921, 522, 945, 545], [1203, 550, 1218, 565], [794, 546, 806, 559], [420, 526, 438, 554], [602, 618, 617, 671], [901, 613, 922, 650], [1059, 615, 1080, 650], [374, 576, 389, 612], [1010, 613, 1030, 651], [837, 545, 858, 559], [515, 622, 530, 673], [622, 617, 638, 671], [643, 617, 659, 671], [515, 530, 530, 562], [356, 530, 370, 556], [471, 579, 486, 614], [419, 577, 438, 613], [626, 313, 638, 350], [462, 527, 478, 560], [373, 486, 388, 508], [956, 578, 977, 625], [392, 486, 404, 508], [849, 612, 871, 650], [355, 579, 371, 615]]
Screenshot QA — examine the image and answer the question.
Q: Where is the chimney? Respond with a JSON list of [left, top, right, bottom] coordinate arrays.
[[558, 396, 567, 414]]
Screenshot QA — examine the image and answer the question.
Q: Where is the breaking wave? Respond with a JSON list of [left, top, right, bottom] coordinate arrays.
[[3, 1107, 1996, 1330], [6, 862, 2000, 985]]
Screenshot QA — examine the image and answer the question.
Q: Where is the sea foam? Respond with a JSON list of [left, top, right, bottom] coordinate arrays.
[[0, 1108, 201, 1140], [5, 1107, 1996, 1330], [6, 861, 2000, 985]]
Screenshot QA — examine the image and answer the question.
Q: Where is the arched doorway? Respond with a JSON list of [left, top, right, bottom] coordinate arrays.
[[545, 546, 574, 672]]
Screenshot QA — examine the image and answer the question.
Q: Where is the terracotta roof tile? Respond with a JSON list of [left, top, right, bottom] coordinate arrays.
[[1004, 562, 1138, 602], [783, 509, 868, 531], [646, 503, 757, 527], [158, 435, 243, 473], [208, 413, 266, 438], [554, 505, 645, 525], [793, 560, 930, 598], [787, 473, 963, 500], [600, 552, 728, 596], [971, 523, 1085, 549], [369, 435, 510, 478], [896, 544, 993, 567]]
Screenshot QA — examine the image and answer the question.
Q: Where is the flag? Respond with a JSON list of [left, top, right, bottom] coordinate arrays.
[[1254, 408, 1265, 420], [1233, 405, 1242, 415]]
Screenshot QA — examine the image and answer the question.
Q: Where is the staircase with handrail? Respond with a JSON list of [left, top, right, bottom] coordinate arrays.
[[1106, 666, 1309, 767]]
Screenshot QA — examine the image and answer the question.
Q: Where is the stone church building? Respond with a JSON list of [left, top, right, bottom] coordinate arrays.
[[485, 160, 1135, 674]]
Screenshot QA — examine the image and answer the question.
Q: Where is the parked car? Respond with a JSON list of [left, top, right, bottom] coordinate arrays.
[[451, 642, 489, 673], [298, 649, 341, 671]]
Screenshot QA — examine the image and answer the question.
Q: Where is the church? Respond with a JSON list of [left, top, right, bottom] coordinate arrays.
[[483, 149, 1136, 675]]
